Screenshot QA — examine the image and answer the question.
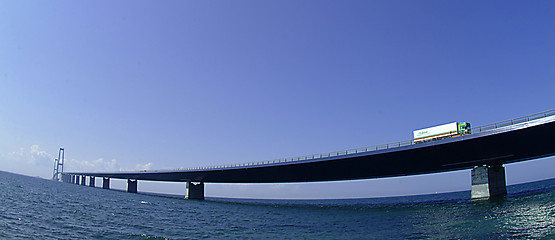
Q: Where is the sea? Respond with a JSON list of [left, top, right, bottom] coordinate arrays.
[[0, 171, 553, 239]]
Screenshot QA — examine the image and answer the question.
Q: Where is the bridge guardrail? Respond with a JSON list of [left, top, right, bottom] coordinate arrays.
[[169, 109, 554, 171]]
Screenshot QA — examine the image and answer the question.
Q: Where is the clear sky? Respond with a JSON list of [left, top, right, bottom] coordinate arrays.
[[1, 1, 554, 199]]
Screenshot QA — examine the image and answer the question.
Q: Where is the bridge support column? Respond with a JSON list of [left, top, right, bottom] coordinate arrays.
[[185, 182, 205, 200], [127, 179, 138, 193], [72, 175, 76, 184], [89, 177, 95, 187], [102, 177, 110, 189], [81, 176, 86, 186], [471, 164, 507, 199], [76, 176, 80, 185]]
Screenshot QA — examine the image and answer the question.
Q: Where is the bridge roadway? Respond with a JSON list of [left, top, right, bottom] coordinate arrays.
[[62, 111, 555, 199]]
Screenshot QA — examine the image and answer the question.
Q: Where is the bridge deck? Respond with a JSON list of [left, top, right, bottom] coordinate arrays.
[[65, 111, 555, 183]]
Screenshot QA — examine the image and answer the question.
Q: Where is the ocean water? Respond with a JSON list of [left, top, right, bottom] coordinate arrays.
[[0, 171, 553, 239]]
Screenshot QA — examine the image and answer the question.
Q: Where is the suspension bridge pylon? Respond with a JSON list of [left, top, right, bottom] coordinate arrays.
[[52, 148, 65, 181]]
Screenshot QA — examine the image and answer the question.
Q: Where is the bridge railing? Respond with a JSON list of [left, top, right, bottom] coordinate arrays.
[[171, 109, 555, 171], [470, 109, 555, 134]]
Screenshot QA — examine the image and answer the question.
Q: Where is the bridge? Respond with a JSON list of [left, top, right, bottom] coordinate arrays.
[[60, 109, 555, 200]]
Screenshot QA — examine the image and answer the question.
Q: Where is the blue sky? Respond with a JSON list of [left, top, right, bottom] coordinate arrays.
[[0, 1, 554, 199]]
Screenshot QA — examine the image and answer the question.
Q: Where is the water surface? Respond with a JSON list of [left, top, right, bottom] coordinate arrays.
[[0, 171, 553, 239]]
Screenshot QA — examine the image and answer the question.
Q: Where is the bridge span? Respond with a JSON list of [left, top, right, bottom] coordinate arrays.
[[61, 110, 555, 200]]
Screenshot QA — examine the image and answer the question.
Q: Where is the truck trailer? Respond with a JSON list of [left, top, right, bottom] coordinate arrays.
[[413, 122, 471, 143]]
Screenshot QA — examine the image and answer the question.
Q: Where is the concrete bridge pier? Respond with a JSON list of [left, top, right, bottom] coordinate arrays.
[[81, 176, 86, 186], [185, 182, 205, 200], [471, 164, 507, 199], [127, 179, 138, 193], [89, 176, 95, 187], [72, 175, 76, 184], [76, 175, 80, 185], [102, 177, 110, 189]]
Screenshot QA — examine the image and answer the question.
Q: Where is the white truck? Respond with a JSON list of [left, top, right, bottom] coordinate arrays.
[[413, 122, 471, 144]]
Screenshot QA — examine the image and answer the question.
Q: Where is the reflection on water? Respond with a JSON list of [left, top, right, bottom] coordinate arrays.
[[499, 195, 555, 238]]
